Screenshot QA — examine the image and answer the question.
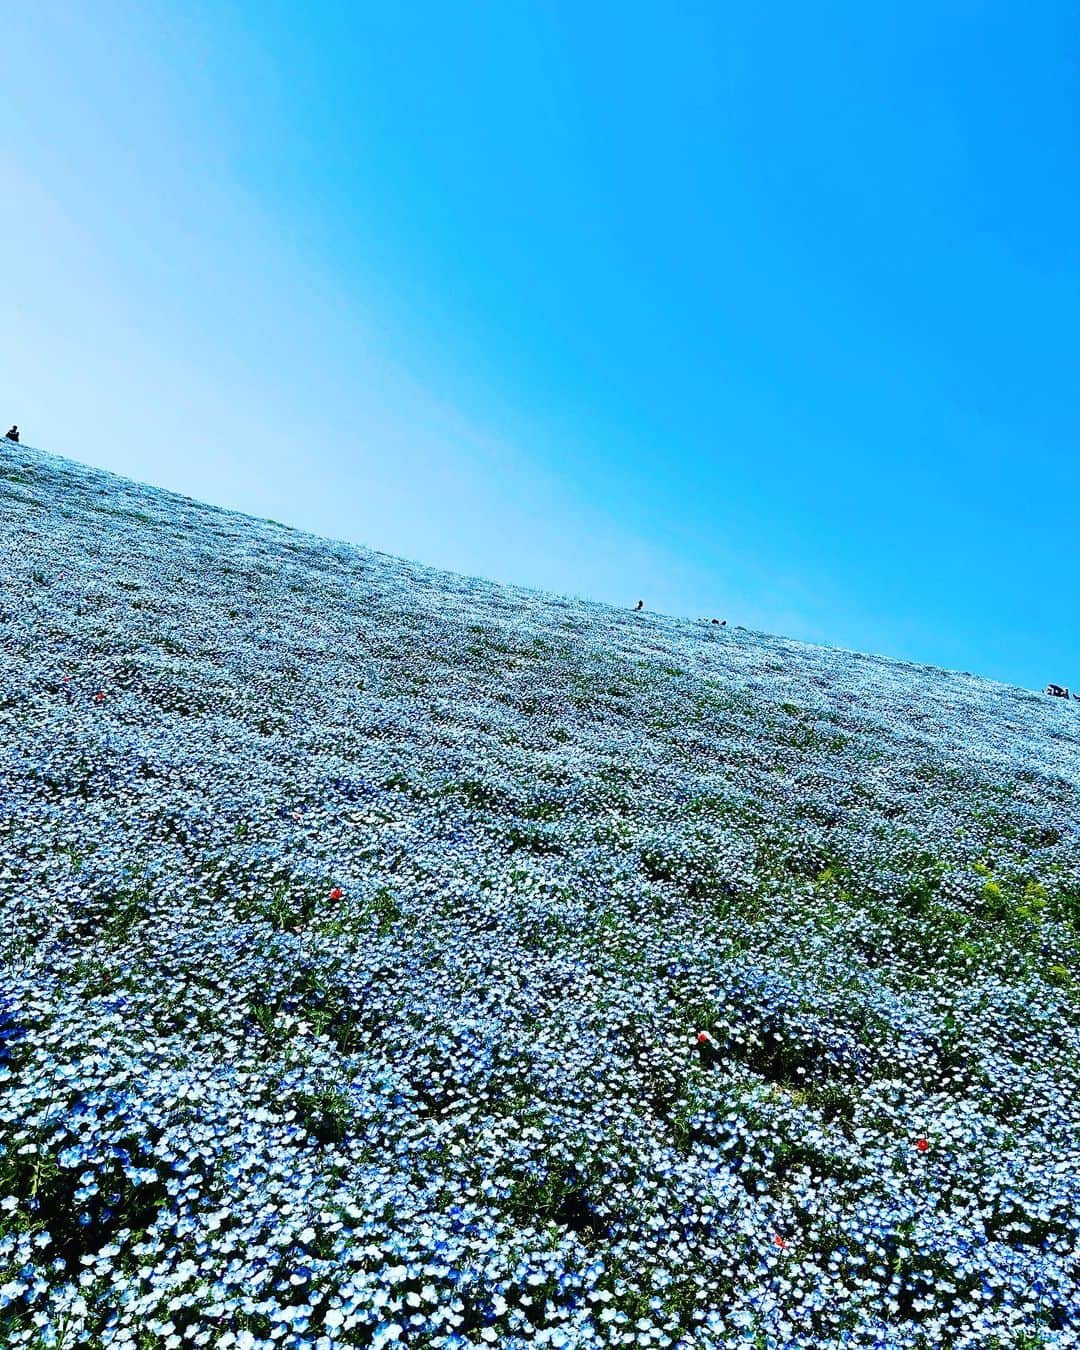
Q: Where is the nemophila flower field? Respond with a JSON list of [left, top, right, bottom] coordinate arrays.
[[1, 443, 1079, 1350]]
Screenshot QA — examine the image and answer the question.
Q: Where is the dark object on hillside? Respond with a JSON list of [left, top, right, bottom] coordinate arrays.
[[710, 618, 727, 627], [696, 1029, 721, 1068], [633, 599, 644, 612], [4, 426, 18, 443], [1046, 684, 1070, 699]]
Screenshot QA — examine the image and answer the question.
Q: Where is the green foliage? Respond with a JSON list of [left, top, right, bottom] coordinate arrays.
[[237, 879, 316, 931], [101, 875, 153, 942], [506, 823, 564, 856], [370, 886, 402, 936], [453, 777, 505, 810], [288, 1085, 354, 1145]]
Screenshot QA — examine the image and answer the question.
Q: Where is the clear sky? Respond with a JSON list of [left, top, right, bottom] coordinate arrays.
[[3, 3, 1078, 692]]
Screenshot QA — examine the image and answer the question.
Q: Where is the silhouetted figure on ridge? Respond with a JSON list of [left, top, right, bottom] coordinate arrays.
[[633, 600, 644, 612], [4, 426, 18, 443]]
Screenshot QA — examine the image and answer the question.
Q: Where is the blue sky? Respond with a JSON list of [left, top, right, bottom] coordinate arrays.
[[3, 3, 1078, 691]]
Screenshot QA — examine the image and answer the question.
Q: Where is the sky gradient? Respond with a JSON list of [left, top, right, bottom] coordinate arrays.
[[3, 2, 1078, 692]]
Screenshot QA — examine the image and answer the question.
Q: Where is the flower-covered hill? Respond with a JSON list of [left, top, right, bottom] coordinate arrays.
[[1, 441, 1079, 1350]]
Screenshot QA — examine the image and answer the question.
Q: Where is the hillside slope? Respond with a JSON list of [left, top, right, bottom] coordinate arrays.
[[1, 441, 1079, 1350]]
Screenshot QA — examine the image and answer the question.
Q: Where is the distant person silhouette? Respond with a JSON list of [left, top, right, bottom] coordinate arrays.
[[633, 599, 644, 612], [4, 426, 18, 443]]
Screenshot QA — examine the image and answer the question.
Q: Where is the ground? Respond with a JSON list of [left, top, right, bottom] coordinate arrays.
[[1, 442, 1078, 1349]]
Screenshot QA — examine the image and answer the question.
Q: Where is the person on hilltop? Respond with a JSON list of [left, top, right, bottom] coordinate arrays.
[[4, 425, 18, 443], [633, 599, 644, 612]]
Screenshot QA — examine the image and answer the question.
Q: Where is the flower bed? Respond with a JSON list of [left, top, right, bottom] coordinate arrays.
[[1, 444, 1078, 1349]]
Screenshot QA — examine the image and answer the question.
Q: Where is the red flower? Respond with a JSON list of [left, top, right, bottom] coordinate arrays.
[[773, 1234, 787, 1248], [329, 887, 344, 901], [696, 1031, 710, 1044], [915, 1137, 929, 1152]]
